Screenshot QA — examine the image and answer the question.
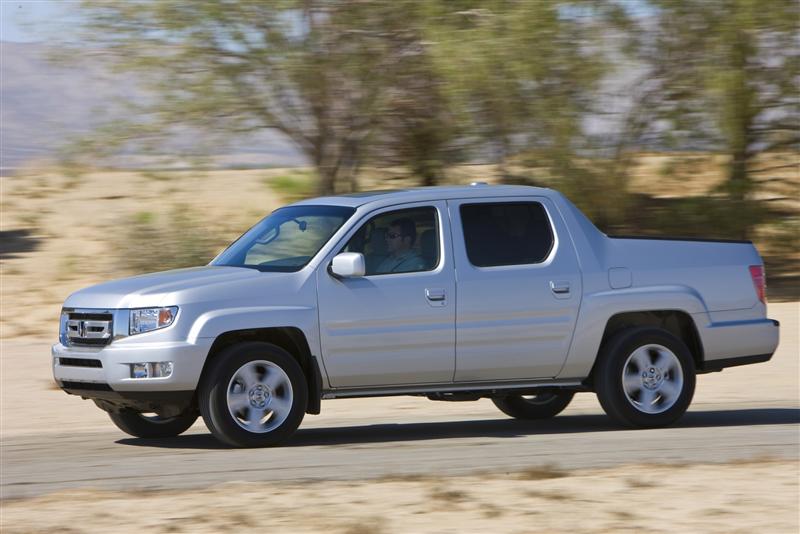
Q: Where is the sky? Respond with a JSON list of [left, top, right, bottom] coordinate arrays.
[[0, 0, 650, 170], [1, 0, 657, 43], [1, 0, 74, 42]]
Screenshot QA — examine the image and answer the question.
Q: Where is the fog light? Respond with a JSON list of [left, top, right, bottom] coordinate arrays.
[[130, 362, 173, 379], [131, 363, 149, 379], [151, 361, 173, 378]]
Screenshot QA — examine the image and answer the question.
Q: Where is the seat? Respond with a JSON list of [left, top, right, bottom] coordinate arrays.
[[365, 227, 389, 274], [420, 229, 437, 269]]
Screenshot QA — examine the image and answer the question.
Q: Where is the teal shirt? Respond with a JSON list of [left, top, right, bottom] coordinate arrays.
[[375, 250, 426, 274]]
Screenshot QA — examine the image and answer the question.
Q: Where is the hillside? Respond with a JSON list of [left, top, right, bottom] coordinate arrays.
[[0, 41, 304, 173]]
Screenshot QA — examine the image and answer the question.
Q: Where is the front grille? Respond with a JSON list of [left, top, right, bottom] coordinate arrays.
[[58, 357, 103, 368], [68, 338, 111, 346], [66, 312, 113, 347], [69, 312, 112, 321], [59, 381, 113, 391]]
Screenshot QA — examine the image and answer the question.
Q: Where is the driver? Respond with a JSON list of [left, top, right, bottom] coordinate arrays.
[[375, 217, 426, 274]]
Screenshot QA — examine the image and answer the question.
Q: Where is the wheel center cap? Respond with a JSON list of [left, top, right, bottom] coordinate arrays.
[[248, 385, 272, 408], [642, 368, 664, 389]]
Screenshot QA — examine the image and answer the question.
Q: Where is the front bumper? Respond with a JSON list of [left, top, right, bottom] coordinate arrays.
[[52, 338, 213, 393]]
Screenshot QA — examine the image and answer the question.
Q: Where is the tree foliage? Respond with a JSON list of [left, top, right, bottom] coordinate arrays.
[[627, 0, 799, 237], [81, 1, 413, 195], [77, 0, 618, 197], [72, 0, 797, 240]]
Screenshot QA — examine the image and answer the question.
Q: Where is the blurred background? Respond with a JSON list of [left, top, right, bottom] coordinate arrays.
[[1, 0, 798, 338]]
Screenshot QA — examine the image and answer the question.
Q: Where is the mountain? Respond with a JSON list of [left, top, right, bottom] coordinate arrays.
[[0, 41, 305, 174]]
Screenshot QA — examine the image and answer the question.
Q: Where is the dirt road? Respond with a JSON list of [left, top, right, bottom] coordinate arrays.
[[3, 460, 798, 534], [1, 302, 797, 532], [2, 303, 797, 496]]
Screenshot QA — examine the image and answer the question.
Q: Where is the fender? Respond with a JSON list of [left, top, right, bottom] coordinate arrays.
[[556, 284, 708, 379], [186, 305, 330, 387], [187, 305, 318, 345]]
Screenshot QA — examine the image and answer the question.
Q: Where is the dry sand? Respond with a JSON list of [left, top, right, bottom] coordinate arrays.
[[1, 304, 797, 533], [2, 460, 798, 534], [1, 156, 797, 339], [1, 165, 798, 533]]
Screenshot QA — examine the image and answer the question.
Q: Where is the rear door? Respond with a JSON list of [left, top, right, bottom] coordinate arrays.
[[448, 197, 582, 381]]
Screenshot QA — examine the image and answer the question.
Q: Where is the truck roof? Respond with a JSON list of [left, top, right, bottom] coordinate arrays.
[[288, 184, 557, 209]]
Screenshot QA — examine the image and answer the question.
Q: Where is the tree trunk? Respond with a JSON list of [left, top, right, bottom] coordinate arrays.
[[314, 139, 338, 196], [723, 32, 757, 240], [496, 135, 512, 184], [317, 165, 337, 196], [414, 158, 440, 187]]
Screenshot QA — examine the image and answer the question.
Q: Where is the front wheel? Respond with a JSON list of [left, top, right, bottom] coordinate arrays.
[[108, 409, 198, 438], [199, 342, 307, 448], [492, 391, 575, 420], [595, 327, 696, 428]]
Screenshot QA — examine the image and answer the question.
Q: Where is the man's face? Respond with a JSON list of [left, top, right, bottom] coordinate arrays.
[[385, 225, 409, 254]]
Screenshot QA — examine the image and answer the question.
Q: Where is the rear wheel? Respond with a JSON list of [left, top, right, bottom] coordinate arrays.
[[108, 409, 198, 438], [492, 391, 574, 420], [595, 327, 696, 428], [199, 342, 307, 447]]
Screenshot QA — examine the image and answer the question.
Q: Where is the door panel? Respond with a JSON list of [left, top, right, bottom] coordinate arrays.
[[449, 197, 582, 381], [317, 202, 455, 387]]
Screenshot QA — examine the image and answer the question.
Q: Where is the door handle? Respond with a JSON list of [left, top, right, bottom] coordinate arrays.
[[426, 288, 446, 301], [550, 281, 570, 294]]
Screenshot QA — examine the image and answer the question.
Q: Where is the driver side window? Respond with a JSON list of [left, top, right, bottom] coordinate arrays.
[[343, 207, 439, 275]]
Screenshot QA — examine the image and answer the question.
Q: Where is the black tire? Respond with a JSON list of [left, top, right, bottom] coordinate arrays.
[[595, 327, 696, 428], [199, 342, 307, 448], [108, 409, 198, 438], [492, 391, 575, 420]]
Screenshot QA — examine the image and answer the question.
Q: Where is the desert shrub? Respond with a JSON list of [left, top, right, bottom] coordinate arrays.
[[263, 170, 316, 202], [117, 205, 225, 275], [763, 216, 800, 259], [611, 194, 769, 241]]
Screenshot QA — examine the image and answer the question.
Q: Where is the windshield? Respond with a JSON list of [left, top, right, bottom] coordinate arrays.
[[212, 205, 356, 272]]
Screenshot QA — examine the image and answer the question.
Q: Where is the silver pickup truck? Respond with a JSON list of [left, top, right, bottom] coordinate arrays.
[[53, 185, 780, 447]]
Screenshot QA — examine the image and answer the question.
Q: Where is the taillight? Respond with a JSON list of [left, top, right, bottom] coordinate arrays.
[[749, 265, 766, 304]]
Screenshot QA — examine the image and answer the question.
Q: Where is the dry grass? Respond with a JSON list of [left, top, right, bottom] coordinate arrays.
[[1, 153, 797, 339], [525, 489, 574, 501], [517, 464, 568, 480], [375, 473, 427, 483], [481, 504, 504, 519], [2, 459, 797, 534], [429, 485, 469, 503], [340, 518, 387, 534], [626, 477, 657, 489]]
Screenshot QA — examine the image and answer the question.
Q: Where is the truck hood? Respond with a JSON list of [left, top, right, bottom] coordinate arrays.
[[63, 266, 264, 309]]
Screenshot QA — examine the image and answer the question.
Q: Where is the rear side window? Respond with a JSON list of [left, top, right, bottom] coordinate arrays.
[[460, 202, 554, 267]]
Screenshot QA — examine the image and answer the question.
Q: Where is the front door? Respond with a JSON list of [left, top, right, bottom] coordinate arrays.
[[317, 202, 456, 388], [448, 197, 582, 381]]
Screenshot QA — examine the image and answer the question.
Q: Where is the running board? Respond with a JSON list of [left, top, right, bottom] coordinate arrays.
[[322, 379, 585, 399]]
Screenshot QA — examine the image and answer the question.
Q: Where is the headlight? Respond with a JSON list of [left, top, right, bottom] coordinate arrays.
[[129, 307, 178, 335]]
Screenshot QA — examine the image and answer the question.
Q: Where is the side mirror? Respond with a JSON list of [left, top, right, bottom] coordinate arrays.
[[331, 252, 366, 278]]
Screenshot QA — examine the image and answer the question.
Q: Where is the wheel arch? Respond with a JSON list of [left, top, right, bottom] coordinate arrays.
[[559, 285, 708, 380], [201, 327, 322, 414], [586, 310, 704, 387]]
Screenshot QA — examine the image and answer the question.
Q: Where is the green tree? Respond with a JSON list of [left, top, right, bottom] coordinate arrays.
[[429, 3, 609, 176], [423, 2, 635, 228], [74, 1, 627, 200], [366, 7, 462, 187], [78, 1, 409, 195], [631, 0, 799, 237]]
